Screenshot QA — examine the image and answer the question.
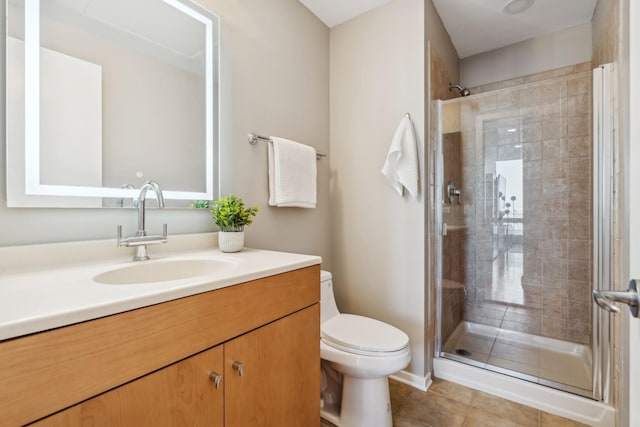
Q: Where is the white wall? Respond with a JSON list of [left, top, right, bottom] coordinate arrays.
[[209, 0, 330, 265], [330, 0, 426, 379], [460, 23, 592, 88], [0, 0, 331, 270]]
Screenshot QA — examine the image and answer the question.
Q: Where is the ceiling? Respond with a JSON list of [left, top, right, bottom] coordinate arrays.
[[298, 0, 394, 28], [432, 0, 597, 58], [299, 0, 597, 58]]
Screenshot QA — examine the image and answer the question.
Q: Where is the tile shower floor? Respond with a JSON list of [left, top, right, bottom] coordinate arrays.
[[442, 321, 592, 392], [320, 378, 588, 427]]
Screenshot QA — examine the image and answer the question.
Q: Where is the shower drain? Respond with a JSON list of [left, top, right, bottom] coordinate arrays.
[[455, 348, 472, 357]]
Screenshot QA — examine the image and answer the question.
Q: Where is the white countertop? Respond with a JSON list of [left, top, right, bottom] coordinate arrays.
[[0, 234, 321, 341]]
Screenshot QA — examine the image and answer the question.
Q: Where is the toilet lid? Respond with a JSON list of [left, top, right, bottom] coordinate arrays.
[[321, 314, 409, 353]]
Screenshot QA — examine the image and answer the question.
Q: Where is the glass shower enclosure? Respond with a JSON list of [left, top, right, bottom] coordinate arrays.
[[433, 69, 606, 399]]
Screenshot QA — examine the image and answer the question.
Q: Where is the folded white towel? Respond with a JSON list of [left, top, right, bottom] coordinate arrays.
[[268, 136, 317, 208], [381, 116, 419, 200]]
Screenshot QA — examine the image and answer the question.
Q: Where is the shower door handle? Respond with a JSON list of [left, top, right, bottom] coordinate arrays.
[[593, 279, 639, 317]]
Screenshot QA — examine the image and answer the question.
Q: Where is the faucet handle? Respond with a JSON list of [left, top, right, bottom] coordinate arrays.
[[117, 225, 123, 247]]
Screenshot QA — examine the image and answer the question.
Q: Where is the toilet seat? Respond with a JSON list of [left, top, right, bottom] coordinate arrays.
[[321, 314, 409, 356]]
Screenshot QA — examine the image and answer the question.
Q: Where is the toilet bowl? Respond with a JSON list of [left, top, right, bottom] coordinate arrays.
[[320, 271, 411, 427]]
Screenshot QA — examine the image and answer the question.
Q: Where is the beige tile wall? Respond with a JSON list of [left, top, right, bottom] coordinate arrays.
[[452, 63, 593, 345], [441, 131, 465, 341], [592, 0, 620, 67], [431, 45, 463, 345]]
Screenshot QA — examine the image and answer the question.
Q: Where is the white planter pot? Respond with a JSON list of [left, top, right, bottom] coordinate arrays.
[[218, 231, 245, 253]]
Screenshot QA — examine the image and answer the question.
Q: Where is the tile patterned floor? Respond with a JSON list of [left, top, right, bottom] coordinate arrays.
[[321, 378, 590, 427]]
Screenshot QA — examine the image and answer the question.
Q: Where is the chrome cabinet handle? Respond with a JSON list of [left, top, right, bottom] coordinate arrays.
[[209, 372, 222, 390], [593, 279, 639, 317], [232, 361, 244, 377]]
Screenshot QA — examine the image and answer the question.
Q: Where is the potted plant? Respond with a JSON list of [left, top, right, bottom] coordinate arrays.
[[210, 194, 258, 252], [190, 200, 211, 209]]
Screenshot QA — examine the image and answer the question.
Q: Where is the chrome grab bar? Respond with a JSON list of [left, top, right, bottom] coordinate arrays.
[[593, 279, 639, 317]]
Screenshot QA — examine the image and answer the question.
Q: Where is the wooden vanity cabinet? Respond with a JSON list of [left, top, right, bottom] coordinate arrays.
[[33, 306, 320, 427], [0, 266, 320, 427], [225, 304, 319, 426], [34, 346, 225, 427]]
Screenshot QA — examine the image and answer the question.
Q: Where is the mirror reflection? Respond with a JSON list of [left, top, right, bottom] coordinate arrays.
[[484, 116, 524, 305], [6, 0, 219, 207]]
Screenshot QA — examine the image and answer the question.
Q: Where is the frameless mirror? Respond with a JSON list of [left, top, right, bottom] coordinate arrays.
[[6, 0, 219, 207]]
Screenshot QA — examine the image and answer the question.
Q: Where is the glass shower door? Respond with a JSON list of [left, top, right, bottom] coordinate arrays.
[[434, 71, 597, 398]]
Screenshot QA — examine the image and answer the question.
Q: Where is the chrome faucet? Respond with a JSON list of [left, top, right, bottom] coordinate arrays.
[[117, 180, 168, 261]]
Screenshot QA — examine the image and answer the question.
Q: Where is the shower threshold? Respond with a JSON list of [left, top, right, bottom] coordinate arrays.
[[441, 321, 593, 397]]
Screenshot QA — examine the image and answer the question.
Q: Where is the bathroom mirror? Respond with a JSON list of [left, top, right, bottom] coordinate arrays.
[[6, 0, 219, 207]]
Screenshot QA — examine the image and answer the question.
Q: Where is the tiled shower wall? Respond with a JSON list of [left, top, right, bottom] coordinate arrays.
[[430, 44, 460, 347], [444, 63, 593, 345], [441, 132, 465, 341]]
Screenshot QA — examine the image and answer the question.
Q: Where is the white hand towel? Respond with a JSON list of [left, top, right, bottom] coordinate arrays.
[[381, 116, 419, 200], [268, 136, 317, 208]]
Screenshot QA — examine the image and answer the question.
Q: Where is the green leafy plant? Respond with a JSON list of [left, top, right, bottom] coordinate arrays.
[[210, 194, 259, 232], [191, 200, 211, 209]]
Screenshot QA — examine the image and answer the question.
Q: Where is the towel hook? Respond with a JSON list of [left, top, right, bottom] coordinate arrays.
[[405, 112, 411, 119]]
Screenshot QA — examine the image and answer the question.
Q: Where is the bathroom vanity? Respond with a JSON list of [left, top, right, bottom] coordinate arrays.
[[0, 240, 321, 426]]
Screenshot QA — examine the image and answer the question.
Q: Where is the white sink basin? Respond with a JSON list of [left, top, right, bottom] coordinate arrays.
[[93, 259, 235, 285]]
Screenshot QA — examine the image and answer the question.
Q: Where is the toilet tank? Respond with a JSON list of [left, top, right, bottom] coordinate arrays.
[[320, 270, 340, 323]]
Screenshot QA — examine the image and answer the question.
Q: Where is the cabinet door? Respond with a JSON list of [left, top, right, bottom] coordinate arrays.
[[32, 346, 224, 427], [225, 304, 320, 427]]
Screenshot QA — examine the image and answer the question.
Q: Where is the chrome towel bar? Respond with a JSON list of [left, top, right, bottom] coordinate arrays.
[[247, 133, 326, 160]]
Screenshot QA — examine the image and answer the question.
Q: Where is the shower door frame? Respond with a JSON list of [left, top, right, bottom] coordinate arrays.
[[592, 63, 615, 404], [433, 78, 613, 402]]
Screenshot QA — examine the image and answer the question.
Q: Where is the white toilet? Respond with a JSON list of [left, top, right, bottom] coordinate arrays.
[[319, 271, 411, 427]]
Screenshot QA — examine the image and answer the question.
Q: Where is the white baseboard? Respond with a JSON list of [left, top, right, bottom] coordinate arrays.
[[390, 369, 432, 392]]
